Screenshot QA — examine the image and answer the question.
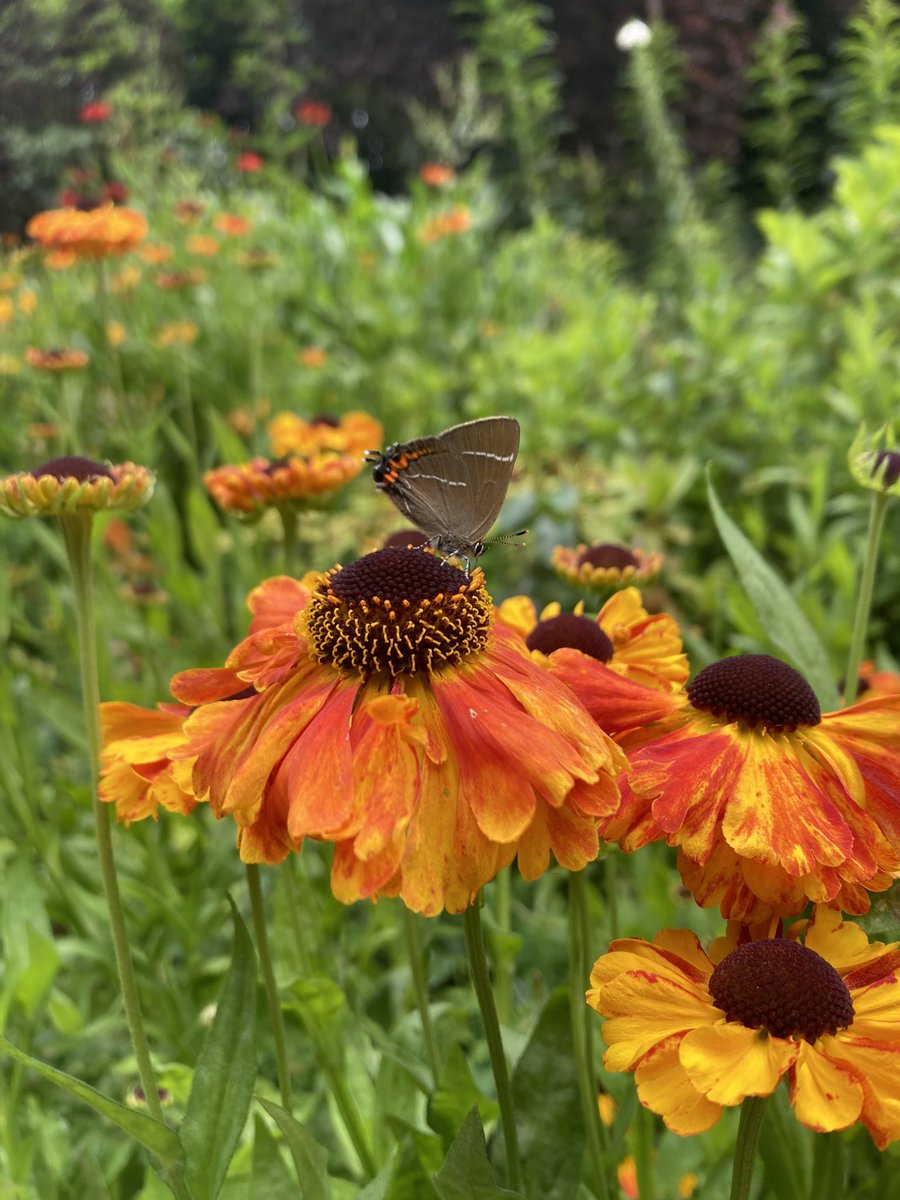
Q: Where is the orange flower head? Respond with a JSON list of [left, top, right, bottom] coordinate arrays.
[[214, 213, 253, 236], [139, 243, 173, 264], [268, 410, 383, 458], [0, 297, 12, 324], [597, 652, 900, 922], [25, 347, 89, 371], [0, 456, 155, 520], [418, 206, 473, 243], [587, 907, 900, 1148], [102, 549, 626, 911], [204, 451, 363, 515], [553, 542, 663, 590], [155, 321, 198, 348], [296, 100, 332, 127], [154, 268, 206, 290], [27, 204, 147, 259], [419, 163, 456, 187], [297, 346, 327, 368], [186, 235, 220, 257], [17, 289, 37, 313], [857, 661, 900, 698], [100, 703, 197, 822]]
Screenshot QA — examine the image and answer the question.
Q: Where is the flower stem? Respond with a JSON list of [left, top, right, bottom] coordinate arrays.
[[605, 852, 620, 941], [462, 899, 521, 1193], [245, 863, 293, 1111], [730, 1095, 769, 1200], [810, 1131, 844, 1200], [634, 1104, 657, 1200], [843, 489, 889, 705], [491, 866, 513, 1025], [401, 905, 441, 1088], [58, 513, 163, 1125], [568, 872, 611, 1200]]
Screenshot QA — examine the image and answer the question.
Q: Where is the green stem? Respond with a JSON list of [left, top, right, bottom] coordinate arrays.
[[633, 1102, 656, 1200], [58, 513, 164, 1125], [843, 490, 889, 705], [810, 1131, 844, 1200], [176, 346, 200, 472], [316, 1043, 378, 1179], [462, 899, 521, 1193], [245, 863, 293, 1111], [94, 261, 126, 414], [400, 904, 441, 1088], [730, 1095, 769, 1200], [605, 852, 620, 941], [568, 872, 610, 1200], [491, 867, 513, 1025], [278, 504, 299, 576]]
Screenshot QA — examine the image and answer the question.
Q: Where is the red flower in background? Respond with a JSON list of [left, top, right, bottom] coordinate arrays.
[[80, 101, 112, 123], [103, 181, 129, 203], [296, 101, 332, 127], [419, 163, 456, 187], [237, 151, 264, 173]]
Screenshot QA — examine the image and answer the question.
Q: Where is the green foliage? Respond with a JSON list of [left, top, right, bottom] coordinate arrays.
[[744, 3, 823, 209], [453, 0, 565, 218], [833, 0, 900, 152], [407, 54, 504, 169]]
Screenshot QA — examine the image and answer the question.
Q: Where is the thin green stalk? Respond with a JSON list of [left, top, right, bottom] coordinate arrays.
[[633, 1101, 656, 1200], [315, 1040, 378, 1179], [59, 513, 164, 1125], [93, 262, 126, 413], [810, 1131, 844, 1200], [462, 899, 521, 1193], [491, 867, 513, 1025], [176, 346, 200, 472], [245, 863, 293, 1111], [568, 872, 610, 1200], [843, 489, 889, 704], [401, 904, 441, 1087], [605, 852, 619, 941], [730, 1095, 769, 1200]]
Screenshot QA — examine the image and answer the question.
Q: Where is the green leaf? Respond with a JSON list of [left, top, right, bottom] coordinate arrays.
[[432, 1109, 522, 1200], [428, 1045, 498, 1150], [706, 470, 841, 710], [0, 1034, 182, 1164], [256, 1098, 332, 1200], [249, 1112, 299, 1199], [1, 857, 60, 1025], [506, 989, 582, 1200], [758, 1085, 811, 1200], [181, 897, 258, 1200]]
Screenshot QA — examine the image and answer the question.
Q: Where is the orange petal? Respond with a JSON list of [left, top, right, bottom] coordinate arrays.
[[789, 1041, 864, 1133], [547, 650, 682, 737], [275, 683, 358, 838], [633, 1037, 723, 1135], [825, 1036, 900, 1148], [247, 575, 309, 634], [598, 971, 718, 1072]]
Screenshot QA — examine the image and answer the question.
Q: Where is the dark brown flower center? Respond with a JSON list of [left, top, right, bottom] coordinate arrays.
[[33, 455, 113, 484], [686, 654, 821, 731], [382, 529, 429, 550], [311, 413, 340, 427], [576, 543, 639, 570], [263, 457, 294, 475], [709, 939, 854, 1042], [526, 613, 614, 662], [304, 547, 492, 676], [872, 449, 900, 488]]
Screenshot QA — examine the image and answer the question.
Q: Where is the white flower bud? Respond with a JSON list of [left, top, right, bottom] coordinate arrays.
[[616, 19, 652, 51]]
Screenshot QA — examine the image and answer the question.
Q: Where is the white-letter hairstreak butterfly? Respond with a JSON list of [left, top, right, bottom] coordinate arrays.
[[366, 416, 521, 567]]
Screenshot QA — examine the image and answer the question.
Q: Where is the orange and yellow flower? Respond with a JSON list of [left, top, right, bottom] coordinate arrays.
[[296, 346, 327, 368], [0, 456, 155, 520], [101, 550, 627, 913], [139, 243, 174, 264], [587, 907, 900, 1148], [100, 704, 197, 821], [186, 235, 220, 257], [418, 206, 472, 243], [596, 653, 900, 922], [204, 452, 362, 515], [214, 213, 253, 237], [26, 205, 147, 259], [155, 321, 198, 348], [552, 542, 664, 590], [25, 347, 89, 371], [268, 410, 383, 458]]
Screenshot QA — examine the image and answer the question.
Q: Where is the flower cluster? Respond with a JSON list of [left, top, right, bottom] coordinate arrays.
[[27, 205, 148, 259]]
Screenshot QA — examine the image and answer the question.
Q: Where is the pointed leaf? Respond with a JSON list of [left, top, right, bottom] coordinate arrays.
[[256, 1097, 332, 1200], [250, 1112, 298, 1198], [0, 1034, 182, 1163], [706, 470, 840, 710], [428, 1045, 498, 1149], [181, 897, 257, 1200], [432, 1109, 522, 1200], [506, 989, 581, 1200]]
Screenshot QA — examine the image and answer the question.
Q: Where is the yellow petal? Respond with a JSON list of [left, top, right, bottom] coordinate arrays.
[[598, 972, 717, 1072], [633, 1037, 723, 1135], [789, 1042, 863, 1132], [680, 1025, 797, 1104]]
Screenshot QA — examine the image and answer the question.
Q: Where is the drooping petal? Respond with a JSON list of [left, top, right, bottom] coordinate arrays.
[[598, 970, 719, 1073], [633, 1037, 723, 1135], [680, 1024, 797, 1104], [789, 1042, 864, 1133]]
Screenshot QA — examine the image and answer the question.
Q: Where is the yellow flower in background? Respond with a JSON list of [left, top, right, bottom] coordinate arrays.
[[17, 289, 37, 314], [587, 907, 900, 1148], [186, 235, 220, 257], [297, 346, 328, 368], [203, 452, 363, 515], [0, 456, 154, 520], [0, 272, 20, 291], [268, 410, 383, 458], [0, 297, 12, 323], [109, 265, 143, 293], [552, 542, 664, 590], [155, 321, 198, 348], [0, 355, 22, 375], [106, 321, 126, 347], [139, 243, 174, 264]]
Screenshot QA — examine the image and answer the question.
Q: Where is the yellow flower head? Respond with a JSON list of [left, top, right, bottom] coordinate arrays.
[[552, 542, 663, 590], [0, 456, 155, 520]]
